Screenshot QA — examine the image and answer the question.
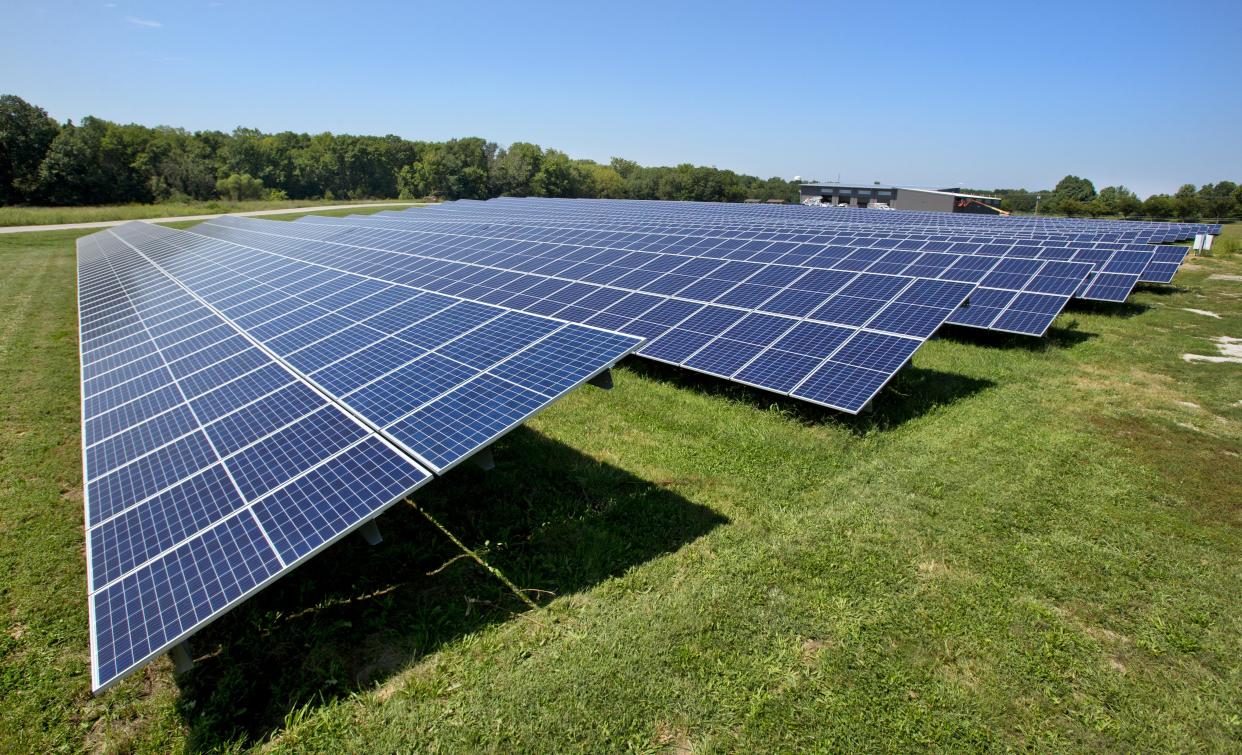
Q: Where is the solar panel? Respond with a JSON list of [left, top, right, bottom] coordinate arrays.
[[78, 221, 639, 693], [283, 211, 1092, 337], [351, 203, 1151, 303], [461, 196, 1219, 244], [190, 217, 976, 412]]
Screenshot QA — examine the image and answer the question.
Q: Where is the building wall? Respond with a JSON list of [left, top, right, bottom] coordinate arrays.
[[892, 189, 955, 213], [799, 184, 897, 207]]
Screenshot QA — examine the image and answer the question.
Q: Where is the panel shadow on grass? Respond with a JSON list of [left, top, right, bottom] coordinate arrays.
[[174, 427, 727, 749], [620, 357, 994, 433], [1133, 282, 1184, 297], [1063, 298, 1150, 318], [937, 323, 1097, 352]]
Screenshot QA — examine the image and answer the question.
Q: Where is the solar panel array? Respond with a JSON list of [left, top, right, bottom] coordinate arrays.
[[360, 199, 1158, 302], [78, 221, 640, 692], [192, 216, 977, 412], [278, 210, 1094, 335], [77, 196, 1200, 693]]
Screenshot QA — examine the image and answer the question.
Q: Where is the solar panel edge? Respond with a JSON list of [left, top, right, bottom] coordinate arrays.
[[77, 235, 105, 691]]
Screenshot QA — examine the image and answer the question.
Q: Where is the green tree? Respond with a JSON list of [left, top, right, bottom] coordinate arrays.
[[0, 94, 60, 204], [1116, 193, 1143, 217], [1096, 185, 1137, 214], [215, 173, 265, 201], [1052, 175, 1096, 203], [491, 142, 543, 196], [1171, 184, 1201, 219], [584, 162, 625, 198], [1197, 181, 1238, 219], [398, 137, 493, 199], [1085, 198, 1110, 217], [531, 150, 589, 198], [135, 127, 218, 201], [1143, 194, 1175, 219], [35, 117, 151, 204], [1057, 197, 1087, 217], [609, 157, 640, 180]]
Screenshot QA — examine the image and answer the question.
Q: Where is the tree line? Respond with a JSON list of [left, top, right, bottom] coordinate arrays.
[[4, 95, 1237, 219], [0, 95, 798, 207], [967, 175, 1242, 221]]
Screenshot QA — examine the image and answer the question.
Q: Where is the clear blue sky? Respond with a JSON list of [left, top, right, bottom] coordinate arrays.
[[3, 0, 1238, 198]]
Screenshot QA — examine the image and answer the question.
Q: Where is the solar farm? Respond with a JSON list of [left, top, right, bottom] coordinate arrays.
[[2, 202, 1240, 751]]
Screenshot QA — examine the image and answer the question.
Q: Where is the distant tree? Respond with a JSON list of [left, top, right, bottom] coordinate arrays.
[[490, 142, 543, 196], [531, 150, 590, 198], [397, 137, 492, 199], [1084, 198, 1110, 217], [35, 117, 150, 204], [1057, 197, 1087, 217], [1197, 181, 1239, 219], [135, 127, 217, 201], [609, 157, 640, 180], [1116, 193, 1143, 217], [215, 173, 265, 201], [997, 190, 1040, 213], [1096, 185, 1136, 213], [1143, 194, 1176, 219], [1052, 175, 1096, 202], [0, 94, 60, 204], [584, 162, 625, 198]]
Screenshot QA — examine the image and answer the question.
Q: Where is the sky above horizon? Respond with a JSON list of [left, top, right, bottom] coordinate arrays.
[[2, 0, 1238, 198]]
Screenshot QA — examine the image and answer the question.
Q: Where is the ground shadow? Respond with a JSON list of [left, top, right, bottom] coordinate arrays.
[[174, 427, 727, 749], [1133, 282, 1184, 296], [621, 357, 994, 433], [1063, 298, 1150, 318], [937, 323, 1097, 352]]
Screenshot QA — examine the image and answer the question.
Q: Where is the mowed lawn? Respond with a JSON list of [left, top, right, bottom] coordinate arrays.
[[0, 214, 1239, 752]]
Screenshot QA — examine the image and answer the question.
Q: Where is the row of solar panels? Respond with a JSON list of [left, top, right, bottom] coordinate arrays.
[[77, 198, 1197, 692], [465, 197, 1220, 243], [396, 198, 1189, 284]]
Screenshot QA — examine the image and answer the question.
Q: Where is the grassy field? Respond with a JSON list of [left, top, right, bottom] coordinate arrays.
[[0, 199, 422, 227], [0, 209, 1239, 752]]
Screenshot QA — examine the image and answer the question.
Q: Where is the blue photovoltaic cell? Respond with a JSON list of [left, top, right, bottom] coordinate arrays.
[[77, 220, 638, 694]]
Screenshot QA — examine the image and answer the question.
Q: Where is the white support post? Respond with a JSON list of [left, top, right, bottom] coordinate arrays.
[[169, 641, 194, 675], [358, 519, 382, 546]]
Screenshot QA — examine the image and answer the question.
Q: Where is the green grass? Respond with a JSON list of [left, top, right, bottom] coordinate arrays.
[[0, 199, 422, 227], [1, 216, 1239, 752], [1208, 222, 1241, 255]]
